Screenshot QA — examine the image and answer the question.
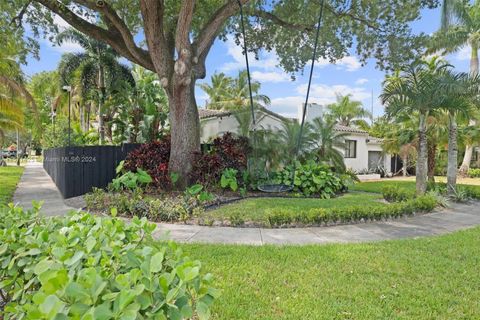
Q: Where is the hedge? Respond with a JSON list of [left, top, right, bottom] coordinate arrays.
[[266, 195, 438, 227], [0, 203, 217, 319]]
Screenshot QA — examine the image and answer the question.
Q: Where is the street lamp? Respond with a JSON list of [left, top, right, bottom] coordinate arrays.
[[63, 86, 72, 146]]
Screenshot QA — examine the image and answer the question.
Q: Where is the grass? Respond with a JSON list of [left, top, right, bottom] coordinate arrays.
[[0, 166, 24, 206], [183, 227, 480, 319], [350, 180, 416, 193], [204, 193, 385, 223]]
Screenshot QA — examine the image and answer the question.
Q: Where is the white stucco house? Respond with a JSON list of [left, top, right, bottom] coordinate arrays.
[[199, 104, 392, 174]]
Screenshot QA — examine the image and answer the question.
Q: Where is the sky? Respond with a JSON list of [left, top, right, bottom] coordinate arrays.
[[22, 4, 474, 120]]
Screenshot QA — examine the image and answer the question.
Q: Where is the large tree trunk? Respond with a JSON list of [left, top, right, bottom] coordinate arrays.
[[459, 44, 479, 175], [167, 79, 201, 189], [416, 112, 428, 195], [427, 142, 436, 183], [447, 112, 458, 195]]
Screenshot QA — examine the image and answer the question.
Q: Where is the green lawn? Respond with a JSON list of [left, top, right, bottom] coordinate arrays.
[[350, 180, 416, 193], [204, 193, 385, 223], [183, 227, 480, 319], [0, 166, 24, 206]]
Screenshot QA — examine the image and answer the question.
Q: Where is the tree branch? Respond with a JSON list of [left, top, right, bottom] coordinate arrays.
[[34, 0, 155, 71], [74, 0, 152, 66], [11, 1, 31, 27], [249, 10, 314, 32], [140, 0, 172, 81], [194, 0, 249, 60], [175, 0, 196, 52]]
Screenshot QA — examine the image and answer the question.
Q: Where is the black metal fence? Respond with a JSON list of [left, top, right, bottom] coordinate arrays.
[[43, 144, 140, 199]]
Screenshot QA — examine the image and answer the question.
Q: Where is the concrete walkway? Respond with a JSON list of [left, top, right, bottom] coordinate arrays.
[[13, 162, 76, 216], [12, 162, 480, 244], [154, 201, 480, 245]]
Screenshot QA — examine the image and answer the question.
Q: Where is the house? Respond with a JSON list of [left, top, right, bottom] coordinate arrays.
[[199, 104, 392, 174]]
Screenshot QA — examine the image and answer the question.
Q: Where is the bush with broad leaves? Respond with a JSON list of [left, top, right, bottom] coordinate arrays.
[[0, 202, 218, 319]]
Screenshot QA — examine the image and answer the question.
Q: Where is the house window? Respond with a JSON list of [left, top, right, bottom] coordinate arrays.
[[345, 140, 357, 158]]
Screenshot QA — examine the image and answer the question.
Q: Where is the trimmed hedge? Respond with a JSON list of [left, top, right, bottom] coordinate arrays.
[[266, 195, 438, 227], [382, 185, 415, 202], [0, 203, 217, 319]]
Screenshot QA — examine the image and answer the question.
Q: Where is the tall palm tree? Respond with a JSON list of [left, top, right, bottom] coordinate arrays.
[[381, 59, 449, 195], [438, 70, 480, 194], [310, 117, 348, 171], [199, 70, 270, 111], [326, 94, 371, 127], [430, 0, 480, 174], [57, 28, 131, 144], [0, 93, 24, 143]]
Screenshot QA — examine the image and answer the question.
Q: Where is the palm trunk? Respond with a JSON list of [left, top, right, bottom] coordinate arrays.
[[402, 154, 408, 177], [167, 79, 201, 189], [447, 112, 458, 195], [459, 44, 479, 175], [427, 143, 436, 183], [416, 112, 428, 195]]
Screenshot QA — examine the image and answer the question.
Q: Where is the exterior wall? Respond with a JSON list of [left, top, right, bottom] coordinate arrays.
[[200, 112, 285, 143], [200, 111, 392, 173]]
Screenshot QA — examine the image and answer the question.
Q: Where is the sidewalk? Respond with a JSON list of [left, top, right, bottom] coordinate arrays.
[[13, 162, 76, 216], [12, 162, 480, 244]]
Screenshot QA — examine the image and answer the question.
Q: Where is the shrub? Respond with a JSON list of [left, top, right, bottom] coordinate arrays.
[[265, 195, 438, 227], [468, 168, 480, 178], [382, 185, 414, 202], [85, 189, 204, 223], [124, 137, 171, 189], [0, 203, 218, 319], [191, 133, 251, 187], [111, 168, 153, 191], [220, 168, 239, 192], [273, 161, 344, 197]]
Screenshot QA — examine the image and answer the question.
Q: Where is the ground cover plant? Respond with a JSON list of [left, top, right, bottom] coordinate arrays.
[[182, 227, 480, 319], [0, 204, 217, 319], [0, 166, 24, 206]]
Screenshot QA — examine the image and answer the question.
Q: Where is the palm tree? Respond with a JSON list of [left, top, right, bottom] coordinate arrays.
[[198, 73, 233, 109], [310, 117, 348, 171], [57, 28, 131, 144], [430, 0, 480, 175], [326, 94, 371, 127], [277, 120, 314, 161], [381, 59, 449, 195], [0, 93, 24, 143], [438, 70, 480, 194], [199, 70, 270, 111]]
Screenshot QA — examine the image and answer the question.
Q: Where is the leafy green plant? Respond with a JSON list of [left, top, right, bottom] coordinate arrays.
[[450, 186, 470, 202], [111, 168, 152, 191], [220, 168, 238, 192], [185, 184, 215, 203], [382, 185, 415, 202], [467, 168, 480, 178], [274, 161, 343, 197], [0, 203, 218, 319]]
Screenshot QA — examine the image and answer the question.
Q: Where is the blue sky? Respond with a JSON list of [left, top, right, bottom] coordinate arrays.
[[23, 5, 473, 120]]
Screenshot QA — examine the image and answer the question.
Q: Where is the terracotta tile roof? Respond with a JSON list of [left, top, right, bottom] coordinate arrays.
[[333, 124, 368, 134], [198, 109, 232, 119]]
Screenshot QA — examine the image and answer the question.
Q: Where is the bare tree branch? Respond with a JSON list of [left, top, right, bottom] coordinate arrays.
[[11, 1, 31, 27], [74, 0, 152, 65], [175, 0, 196, 52], [35, 0, 155, 70], [194, 0, 249, 60]]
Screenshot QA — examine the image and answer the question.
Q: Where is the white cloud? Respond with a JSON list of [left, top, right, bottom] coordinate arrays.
[[251, 71, 290, 83], [270, 83, 371, 119], [317, 56, 361, 72], [455, 46, 470, 61], [355, 78, 369, 85], [221, 38, 279, 72]]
